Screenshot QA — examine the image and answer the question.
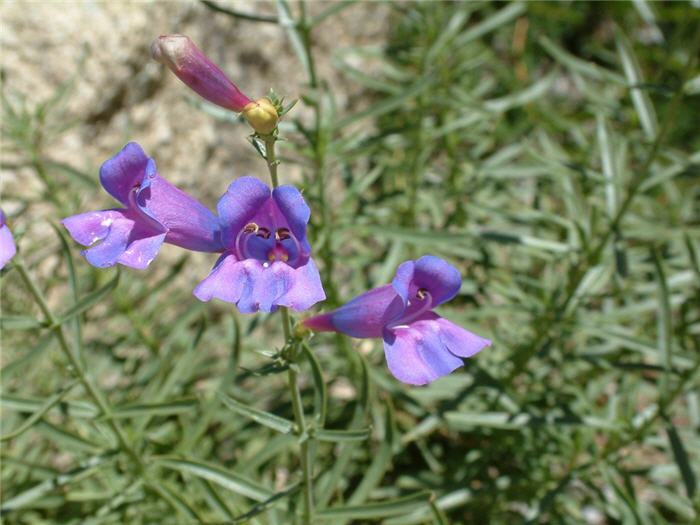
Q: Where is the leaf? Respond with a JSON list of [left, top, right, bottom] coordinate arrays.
[[314, 427, 372, 442], [0, 454, 114, 513], [1, 380, 79, 441], [302, 343, 327, 426], [58, 269, 120, 324], [348, 402, 396, 505], [105, 398, 199, 419], [666, 423, 697, 499], [0, 315, 43, 330], [615, 29, 658, 140], [539, 35, 625, 84], [333, 75, 434, 130], [454, 2, 527, 46], [276, 0, 312, 83], [154, 457, 273, 502], [218, 393, 294, 434], [314, 491, 432, 519]]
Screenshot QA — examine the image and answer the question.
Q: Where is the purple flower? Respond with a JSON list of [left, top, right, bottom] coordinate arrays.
[[0, 209, 17, 269], [63, 143, 221, 269], [194, 177, 325, 314], [151, 35, 252, 112], [303, 256, 491, 385], [151, 34, 278, 135]]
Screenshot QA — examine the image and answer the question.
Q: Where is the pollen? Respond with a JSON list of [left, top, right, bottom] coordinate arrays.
[[243, 222, 259, 234]]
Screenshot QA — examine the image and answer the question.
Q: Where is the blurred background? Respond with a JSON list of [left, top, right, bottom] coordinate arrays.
[[2, 1, 699, 523]]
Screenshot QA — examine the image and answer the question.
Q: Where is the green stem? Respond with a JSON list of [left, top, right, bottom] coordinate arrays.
[[264, 137, 280, 188], [15, 259, 143, 470], [264, 134, 314, 523]]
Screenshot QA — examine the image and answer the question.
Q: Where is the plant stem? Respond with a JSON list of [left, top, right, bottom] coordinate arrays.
[[15, 259, 143, 470], [264, 134, 314, 523], [264, 136, 280, 188]]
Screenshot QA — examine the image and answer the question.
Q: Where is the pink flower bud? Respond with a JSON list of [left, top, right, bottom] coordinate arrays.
[[151, 35, 252, 112], [242, 98, 279, 135]]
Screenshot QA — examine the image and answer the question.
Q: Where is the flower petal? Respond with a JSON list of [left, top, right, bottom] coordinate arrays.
[[382, 326, 440, 385], [434, 316, 492, 358], [62, 209, 127, 247], [383, 319, 465, 386], [193, 253, 249, 306], [275, 258, 326, 311], [65, 210, 166, 269], [0, 224, 17, 270], [272, 185, 310, 243], [139, 175, 221, 252], [99, 143, 152, 206], [392, 255, 461, 308], [303, 284, 404, 338], [217, 177, 271, 248]]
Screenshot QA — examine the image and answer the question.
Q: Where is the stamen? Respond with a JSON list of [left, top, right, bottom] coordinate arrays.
[[387, 288, 434, 328], [275, 228, 291, 241], [256, 227, 271, 239], [235, 222, 259, 259]]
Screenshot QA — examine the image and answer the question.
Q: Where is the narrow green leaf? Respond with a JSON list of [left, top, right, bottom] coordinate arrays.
[[59, 269, 120, 323], [1, 393, 99, 418], [1, 380, 79, 441], [333, 75, 433, 130], [597, 114, 618, 218], [0, 454, 114, 512], [302, 343, 327, 426], [219, 393, 294, 434], [147, 480, 201, 521], [454, 2, 526, 46], [309, 0, 355, 27], [315, 491, 432, 519], [105, 398, 199, 419], [314, 427, 371, 443], [539, 35, 625, 84], [483, 72, 556, 113], [615, 29, 658, 140], [0, 315, 43, 330], [666, 423, 697, 499], [276, 0, 312, 82], [383, 489, 472, 525], [154, 457, 273, 502], [651, 247, 672, 399], [348, 402, 396, 505]]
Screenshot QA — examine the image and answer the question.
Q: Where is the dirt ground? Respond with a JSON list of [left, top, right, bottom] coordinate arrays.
[[1, 1, 389, 201]]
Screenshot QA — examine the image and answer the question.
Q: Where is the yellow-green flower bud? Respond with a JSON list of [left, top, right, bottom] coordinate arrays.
[[242, 98, 279, 135]]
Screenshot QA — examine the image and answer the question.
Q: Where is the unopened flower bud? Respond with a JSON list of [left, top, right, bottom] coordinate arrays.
[[151, 34, 252, 112], [242, 98, 279, 135]]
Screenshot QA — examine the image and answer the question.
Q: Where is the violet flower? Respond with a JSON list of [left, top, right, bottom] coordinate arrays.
[[303, 256, 491, 385], [63, 143, 221, 269], [0, 209, 17, 269], [194, 176, 325, 314]]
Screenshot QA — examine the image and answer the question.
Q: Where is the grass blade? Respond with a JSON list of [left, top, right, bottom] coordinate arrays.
[[315, 491, 432, 519]]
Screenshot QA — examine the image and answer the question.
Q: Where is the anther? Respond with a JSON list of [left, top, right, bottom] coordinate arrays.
[[243, 222, 258, 234], [275, 228, 291, 241], [416, 288, 428, 300], [256, 227, 271, 239]]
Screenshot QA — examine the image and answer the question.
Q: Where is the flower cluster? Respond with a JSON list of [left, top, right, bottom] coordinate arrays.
[[62, 34, 490, 385]]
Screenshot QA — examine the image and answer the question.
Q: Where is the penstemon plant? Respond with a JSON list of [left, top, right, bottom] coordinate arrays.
[[57, 33, 491, 524]]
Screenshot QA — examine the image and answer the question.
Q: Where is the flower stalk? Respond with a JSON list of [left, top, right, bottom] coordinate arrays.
[[265, 135, 314, 524]]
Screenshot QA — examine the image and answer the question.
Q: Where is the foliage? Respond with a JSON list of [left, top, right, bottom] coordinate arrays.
[[2, 1, 699, 523]]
